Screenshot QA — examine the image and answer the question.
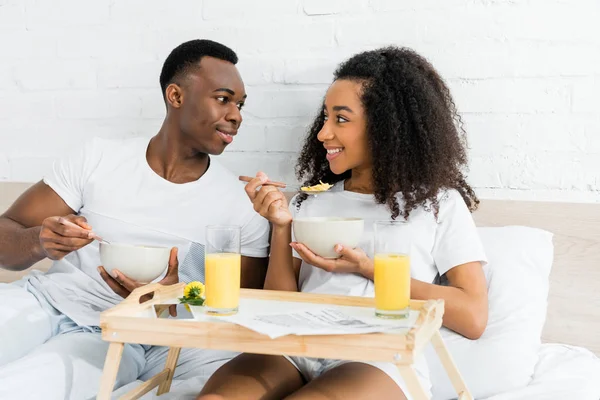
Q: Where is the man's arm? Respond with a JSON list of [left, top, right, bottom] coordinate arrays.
[[0, 218, 43, 271], [0, 181, 83, 271], [240, 256, 268, 289]]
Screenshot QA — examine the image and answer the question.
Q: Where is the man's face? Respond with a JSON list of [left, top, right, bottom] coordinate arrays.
[[167, 56, 246, 155]]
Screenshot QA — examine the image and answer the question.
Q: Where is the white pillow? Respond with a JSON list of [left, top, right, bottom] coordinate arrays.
[[425, 226, 554, 400]]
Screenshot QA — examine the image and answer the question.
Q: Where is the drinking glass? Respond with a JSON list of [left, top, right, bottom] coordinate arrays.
[[204, 225, 241, 316], [373, 221, 411, 319]]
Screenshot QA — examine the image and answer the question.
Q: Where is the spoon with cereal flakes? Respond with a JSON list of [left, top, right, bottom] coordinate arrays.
[[300, 180, 333, 195], [238, 176, 333, 195]]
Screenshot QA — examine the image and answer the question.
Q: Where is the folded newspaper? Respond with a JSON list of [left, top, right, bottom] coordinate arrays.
[[213, 301, 419, 339]]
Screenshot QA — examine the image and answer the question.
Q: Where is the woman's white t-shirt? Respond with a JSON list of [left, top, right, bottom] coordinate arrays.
[[290, 182, 487, 297]]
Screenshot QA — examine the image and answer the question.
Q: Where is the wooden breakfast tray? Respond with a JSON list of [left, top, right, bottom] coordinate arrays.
[[98, 282, 472, 400]]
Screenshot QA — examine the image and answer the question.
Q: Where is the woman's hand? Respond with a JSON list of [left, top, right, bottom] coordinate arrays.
[[244, 172, 292, 227], [291, 242, 374, 279]]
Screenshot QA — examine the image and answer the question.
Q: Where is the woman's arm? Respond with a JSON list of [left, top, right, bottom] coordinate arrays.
[[290, 243, 488, 339], [357, 258, 488, 339], [240, 256, 268, 289], [243, 172, 301, 292], [263, 224, 301, 292], [411, 261, 488, 339], [355, 255, 488, 339]]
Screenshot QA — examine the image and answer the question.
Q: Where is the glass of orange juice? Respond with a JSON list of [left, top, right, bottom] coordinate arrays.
[[373, 221, 411, 319], [205, 225, 241, 316]]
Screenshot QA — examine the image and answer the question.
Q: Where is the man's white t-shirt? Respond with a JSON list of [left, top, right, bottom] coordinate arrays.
[[26, 136, 269, 327], [290, 182, 487, 297]]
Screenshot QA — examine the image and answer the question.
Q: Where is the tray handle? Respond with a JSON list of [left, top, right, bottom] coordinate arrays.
[[123, 283, 168, 305], [406, 299, 444, 347]]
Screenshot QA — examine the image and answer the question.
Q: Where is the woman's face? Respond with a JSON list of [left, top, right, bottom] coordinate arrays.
[[317, 79, 371, 176]]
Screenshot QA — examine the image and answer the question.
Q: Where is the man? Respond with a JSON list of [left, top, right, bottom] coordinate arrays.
[[0, 39, 269, 399]]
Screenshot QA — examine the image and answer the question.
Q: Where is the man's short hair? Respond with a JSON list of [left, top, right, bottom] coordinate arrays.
[[159, 39, 238, 98]]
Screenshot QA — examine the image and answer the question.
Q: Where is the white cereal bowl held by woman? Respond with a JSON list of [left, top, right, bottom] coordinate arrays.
[[99, 243, 170, 283], [292, 217, 364, 259]]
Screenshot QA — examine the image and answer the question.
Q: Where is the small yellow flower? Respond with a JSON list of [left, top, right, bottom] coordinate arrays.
[[183, 281, 205, 299]]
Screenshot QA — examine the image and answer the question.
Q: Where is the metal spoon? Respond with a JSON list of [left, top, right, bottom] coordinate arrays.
[[58, 218, 111, 245], [238, 176, 333, 195]]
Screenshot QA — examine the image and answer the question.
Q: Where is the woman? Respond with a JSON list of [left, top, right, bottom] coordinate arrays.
[[197, 46, 488, 400]]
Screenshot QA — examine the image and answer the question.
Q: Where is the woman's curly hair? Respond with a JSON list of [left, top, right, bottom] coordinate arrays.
[[295, 46, 479, 219]]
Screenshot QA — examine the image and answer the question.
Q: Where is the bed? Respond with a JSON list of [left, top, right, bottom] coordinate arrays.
[[474, 199, 600, 358], [113, 342, 600, 399], [469, 200, 600, 400], [112, 198, 600, 399], [1, 183, 599, 399]]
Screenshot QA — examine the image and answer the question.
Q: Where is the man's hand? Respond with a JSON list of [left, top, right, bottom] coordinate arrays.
[[290, 242, 374, 279], [98, 247, 179, 299], [39, 215, 94, 260]]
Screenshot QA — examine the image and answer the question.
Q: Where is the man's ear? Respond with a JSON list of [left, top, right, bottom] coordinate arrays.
[[165, 83, 183, 109]]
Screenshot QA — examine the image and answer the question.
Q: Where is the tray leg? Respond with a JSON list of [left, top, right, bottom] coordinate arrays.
[[97, 342, 125, 400], [397, 365, 430, 400], [118, 370, 170, 400], [430, 330, 473, 400], [396, 365, 430, 400], [156, 347, 181, 395]]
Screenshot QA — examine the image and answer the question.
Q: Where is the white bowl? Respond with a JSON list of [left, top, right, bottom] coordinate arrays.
[[99, 243, 170, 283], [292, 217, 364, 259]]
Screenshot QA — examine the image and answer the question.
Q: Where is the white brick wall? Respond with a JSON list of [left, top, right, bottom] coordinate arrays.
[[0, 0, 599, 202]]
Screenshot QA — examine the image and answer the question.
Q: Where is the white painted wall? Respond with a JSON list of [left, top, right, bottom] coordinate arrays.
[[0, 0, 598, 202]]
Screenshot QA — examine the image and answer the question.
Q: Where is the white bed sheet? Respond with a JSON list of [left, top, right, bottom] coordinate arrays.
[[482, 344, 600, 400], [111, 343, 600, 400]]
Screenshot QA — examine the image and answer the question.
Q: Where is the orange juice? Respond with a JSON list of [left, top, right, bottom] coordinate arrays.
[[205, 253, 241, 313], [374, 253, 410, 318]]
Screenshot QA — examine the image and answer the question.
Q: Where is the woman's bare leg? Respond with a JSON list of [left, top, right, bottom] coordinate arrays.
[[284, 362, 407, 400], [197, 353, 304, 400]]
